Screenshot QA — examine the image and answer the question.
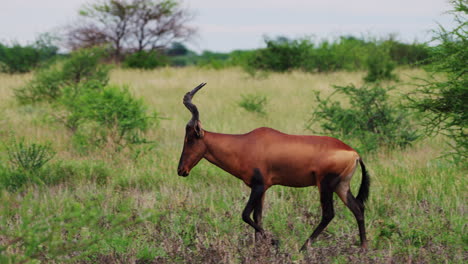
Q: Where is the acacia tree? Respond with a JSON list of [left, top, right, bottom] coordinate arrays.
[[65, 0, 194, 60], [131, 0, 195, 52], [410, 0, 467, 161]]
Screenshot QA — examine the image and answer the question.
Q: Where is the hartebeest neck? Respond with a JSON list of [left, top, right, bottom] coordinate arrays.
[[202, 130, 247, 180]]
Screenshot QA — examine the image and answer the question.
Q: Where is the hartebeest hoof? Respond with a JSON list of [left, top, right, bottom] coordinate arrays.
[[299, 240, 309, 252], [255, 232, 280, 248]]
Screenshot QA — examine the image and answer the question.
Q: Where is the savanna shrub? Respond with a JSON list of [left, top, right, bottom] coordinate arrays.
[[364, 46, 397, 82], [410, 0, 468, 161], [238, 93, 268, 115], [15, 47, 110, 104], [63, 85, 156, 150], [308, 84, 418, 153], [386, 40, 430, 65], [0, 43, 41, 73], [0, 40, 58, 74], [15, 66, 65, 104], [123, 50, 168, 69], [245, 37, 313, 74], [6, 137, 56, 173], [195, 51, 231, 69], [0, 138, 56, 191]]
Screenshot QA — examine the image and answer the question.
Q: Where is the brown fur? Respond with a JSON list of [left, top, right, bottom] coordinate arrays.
[[180, 127, 359, 188]]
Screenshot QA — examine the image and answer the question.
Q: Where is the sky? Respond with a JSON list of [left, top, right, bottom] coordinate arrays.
[[0, 0, 456, 53]]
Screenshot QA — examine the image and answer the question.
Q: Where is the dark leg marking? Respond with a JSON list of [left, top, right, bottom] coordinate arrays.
[[253, 192, 265, 241], [242, 168, 265, 236], [300, 173, 340, 251], [346, 191, 367, 248]]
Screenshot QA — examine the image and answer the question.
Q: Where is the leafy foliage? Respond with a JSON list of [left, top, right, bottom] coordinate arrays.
[[364, 45, 397, 82], [242, 36, 428, 75], [0, 138, 56, 191], [5, 137, 55, 173], [245, 37, 313, 74], [15, 47, 109, 104], [238, 93, 268, 115], [308, 84, 418, 152], [386, 39, 430, 65], [0, 35, 58, 73], [410, 0, 468, 161], [15, 47, 155, 152], [123, 50, 168, 69], [63, 85, 156, 149]]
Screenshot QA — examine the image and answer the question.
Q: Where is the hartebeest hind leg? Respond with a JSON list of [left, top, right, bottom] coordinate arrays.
[[242, 169, 267, 239], [338, 190, 367, 248], [300, 174, 339, 251]]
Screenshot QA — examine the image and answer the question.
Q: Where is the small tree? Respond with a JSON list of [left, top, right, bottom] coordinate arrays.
[[63, 85, 156, 150], [308, 84, 418, 153], [65, 0, 194, 60], [15, 47, 109, 104], [410, 0, 467, 161], [364, 45, 397, 83]]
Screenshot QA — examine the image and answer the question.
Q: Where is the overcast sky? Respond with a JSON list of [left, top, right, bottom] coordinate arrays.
[[0, 0, 456, 52]]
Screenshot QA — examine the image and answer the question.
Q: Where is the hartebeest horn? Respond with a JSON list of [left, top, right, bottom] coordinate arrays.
[[183, 83, 206, 123]]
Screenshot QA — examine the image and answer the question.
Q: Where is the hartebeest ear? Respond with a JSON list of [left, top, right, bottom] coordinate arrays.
[[195, 120, 204, 138]]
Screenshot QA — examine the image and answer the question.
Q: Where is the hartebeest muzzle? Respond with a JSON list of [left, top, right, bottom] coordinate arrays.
[[177, 166, 189, 177]]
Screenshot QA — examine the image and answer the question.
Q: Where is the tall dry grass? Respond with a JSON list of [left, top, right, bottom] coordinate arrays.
[[0, 67, 465, 263]]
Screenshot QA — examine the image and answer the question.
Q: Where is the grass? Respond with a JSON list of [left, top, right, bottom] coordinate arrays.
[[0, 67, 466, 263]]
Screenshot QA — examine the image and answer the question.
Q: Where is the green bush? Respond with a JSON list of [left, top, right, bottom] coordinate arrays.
[[15, 47, 110, 104], [123, 50, 168, 69], [0, 35, 58, 73], [238, 93, 268, 115], [242, 36, 428, 75], [0, 43, 41, 73], [0, 138, 56, 191], [386, 40, 430, 65], [62, 85, 156, 150], [5, 137, 55, 173], [364, 46, 397, 82], [14, 47, 155, 152], [245, 37, 313, 74], [410, 0, 467, 161], [15, 66, 65, 104], [308, 84, 418, 153]]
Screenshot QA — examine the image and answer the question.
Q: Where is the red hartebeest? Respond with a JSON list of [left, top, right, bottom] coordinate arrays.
[[177, 83, 370, 251]]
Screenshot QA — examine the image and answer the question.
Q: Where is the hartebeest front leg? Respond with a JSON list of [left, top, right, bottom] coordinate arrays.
[[300, 175, 338, 251], [253, 192, 265, 241]]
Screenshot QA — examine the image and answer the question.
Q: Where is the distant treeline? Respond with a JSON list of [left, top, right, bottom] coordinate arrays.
[[0, 34, 60, 73], [0, 35, 429, 74]]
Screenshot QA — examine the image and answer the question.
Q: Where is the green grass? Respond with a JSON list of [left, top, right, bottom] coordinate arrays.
[[0, 67, 466, 263]]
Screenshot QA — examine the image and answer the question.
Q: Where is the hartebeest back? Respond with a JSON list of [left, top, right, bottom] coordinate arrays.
[[177, 83, 370, 250]]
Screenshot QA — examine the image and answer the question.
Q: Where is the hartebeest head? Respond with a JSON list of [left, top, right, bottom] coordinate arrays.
[[177, 83, 207, 176]]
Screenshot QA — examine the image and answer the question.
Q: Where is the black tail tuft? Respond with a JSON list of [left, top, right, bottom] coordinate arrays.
[[356, 158, 370, 205]]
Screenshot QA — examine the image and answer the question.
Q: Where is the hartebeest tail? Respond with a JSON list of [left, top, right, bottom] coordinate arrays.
[[357, 158, 370, 205], [177, 83, 370, 251]]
